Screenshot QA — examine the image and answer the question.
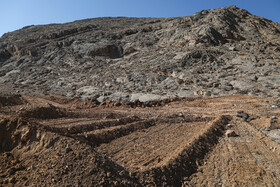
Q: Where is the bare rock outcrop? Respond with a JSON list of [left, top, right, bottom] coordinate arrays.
[[0, 6, 279, 102]]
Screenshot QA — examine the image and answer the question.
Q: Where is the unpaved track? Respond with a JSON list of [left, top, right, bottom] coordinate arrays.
[[184, 118, 280, 187]]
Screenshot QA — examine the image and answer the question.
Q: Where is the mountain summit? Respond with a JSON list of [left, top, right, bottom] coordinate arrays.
[[0, 6, 279, 102]]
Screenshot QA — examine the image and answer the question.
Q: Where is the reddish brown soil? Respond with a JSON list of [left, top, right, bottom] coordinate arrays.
[[0, 95, 279, 186]]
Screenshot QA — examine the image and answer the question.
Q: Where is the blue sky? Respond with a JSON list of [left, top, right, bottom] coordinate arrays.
[[1, 0, 280, 37]]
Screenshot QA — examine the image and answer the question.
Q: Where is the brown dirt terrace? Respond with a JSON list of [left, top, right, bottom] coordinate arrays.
[[0, 95, 280, 186]]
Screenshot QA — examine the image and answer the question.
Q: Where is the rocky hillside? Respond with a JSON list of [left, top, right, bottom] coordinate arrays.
[[0, 6, 279, 103]]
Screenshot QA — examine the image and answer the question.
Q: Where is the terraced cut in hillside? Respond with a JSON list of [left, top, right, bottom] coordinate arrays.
[[0, 94, 279, 186]]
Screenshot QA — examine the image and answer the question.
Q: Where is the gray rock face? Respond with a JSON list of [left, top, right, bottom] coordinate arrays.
[[88, 44, 123, 59], [0, 6, 279, 101], [130, 93, 168, 103], [110, 92, 130, 103], [230, 80, 254, 91]]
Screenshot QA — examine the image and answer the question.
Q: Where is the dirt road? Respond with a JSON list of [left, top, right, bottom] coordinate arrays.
[[184, 118, 280, 186]]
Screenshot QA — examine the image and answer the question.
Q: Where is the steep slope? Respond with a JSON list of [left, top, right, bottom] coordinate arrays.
[[0, 6, 280, 102]]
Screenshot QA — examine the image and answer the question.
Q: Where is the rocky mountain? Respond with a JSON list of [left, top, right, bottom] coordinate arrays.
[[1, 6, 280, 186], [0, 6, 279, 103]]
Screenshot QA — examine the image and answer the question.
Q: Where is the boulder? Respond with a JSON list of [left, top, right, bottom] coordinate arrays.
[[269, 117, 280, 130], [76, 86, 100, 101], [226, 124, 233, 129], [96, 96, 106, 104], [177, 90, 195, 98], [230, 80, 254, 91], [161, 77, 177, 89], [130, 93, 168, 103], [76, 86, 98, 96], [123, 43, 136, 55], [109, 92, 130, 103], [236, 111, 254, 122], [225, 130, 238, 137]]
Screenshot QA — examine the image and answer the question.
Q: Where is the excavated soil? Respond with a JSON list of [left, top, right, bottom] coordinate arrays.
[[0, 94, 280, 186]]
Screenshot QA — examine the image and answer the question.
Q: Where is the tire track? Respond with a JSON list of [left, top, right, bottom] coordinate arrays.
[[185, 118, 280, 186]]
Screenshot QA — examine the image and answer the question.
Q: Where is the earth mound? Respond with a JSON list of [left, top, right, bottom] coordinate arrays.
[[19, 104, 65, 119], [0, 95, 25, 107], [0, 116, 139, 186]]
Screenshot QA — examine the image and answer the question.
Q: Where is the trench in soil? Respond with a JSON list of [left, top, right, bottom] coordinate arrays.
[[0, 95, 234, 186], [40, 111, 231, 186]]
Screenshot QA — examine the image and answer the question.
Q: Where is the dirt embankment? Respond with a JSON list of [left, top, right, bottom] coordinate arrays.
[[0, 116, 139, 186], [0, 94, 280, 186]]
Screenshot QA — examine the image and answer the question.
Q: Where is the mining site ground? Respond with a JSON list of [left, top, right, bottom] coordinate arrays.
[[0, 95, 280, 186]]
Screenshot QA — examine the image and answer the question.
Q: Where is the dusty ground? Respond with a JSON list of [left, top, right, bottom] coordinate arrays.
[[0, 94, 279, 186]]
